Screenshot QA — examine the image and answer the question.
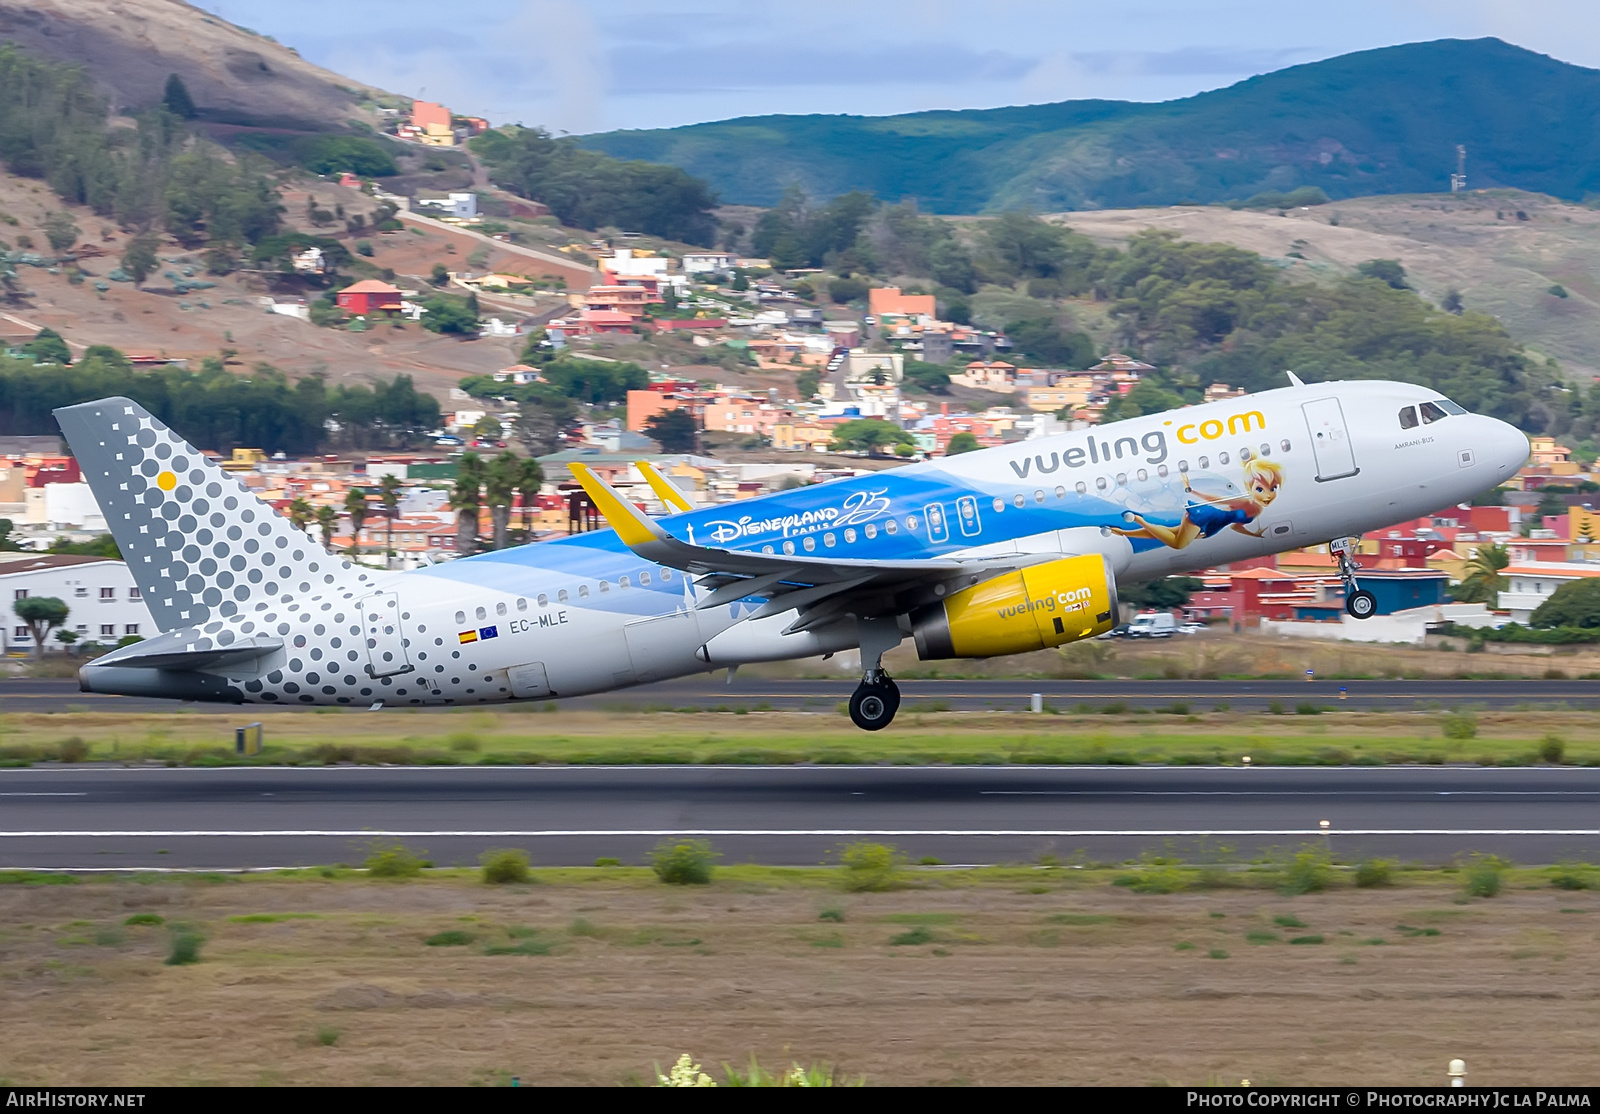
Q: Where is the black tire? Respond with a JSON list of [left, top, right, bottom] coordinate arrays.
[[849, 682, 898, 731], [1346, 590, 1377, 620]]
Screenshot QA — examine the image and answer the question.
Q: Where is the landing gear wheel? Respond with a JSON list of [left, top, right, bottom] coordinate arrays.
[[849, 677, 900, 731], [1345, 590, 1377, 620]]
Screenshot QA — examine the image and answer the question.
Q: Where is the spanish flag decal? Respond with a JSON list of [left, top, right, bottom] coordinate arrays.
[[458, 630, 478, 644]]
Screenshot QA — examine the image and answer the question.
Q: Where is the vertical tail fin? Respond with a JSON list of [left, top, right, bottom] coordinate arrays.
[[54, 396, 378, 632]]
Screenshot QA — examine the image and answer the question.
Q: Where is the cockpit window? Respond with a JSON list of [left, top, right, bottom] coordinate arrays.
[[1419, 401, 1448, 424], [1435, 398, 1468, 415], [1398, 406, 1419, 429]]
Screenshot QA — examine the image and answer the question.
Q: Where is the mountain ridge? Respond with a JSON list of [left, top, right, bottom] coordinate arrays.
[[579, 38, 1600, 213]]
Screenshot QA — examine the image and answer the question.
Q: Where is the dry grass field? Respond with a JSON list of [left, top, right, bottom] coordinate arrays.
[[0, 869, 1594, 1086]]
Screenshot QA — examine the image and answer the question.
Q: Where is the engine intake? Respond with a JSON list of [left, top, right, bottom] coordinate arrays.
[[911, 554, 1118, 660]]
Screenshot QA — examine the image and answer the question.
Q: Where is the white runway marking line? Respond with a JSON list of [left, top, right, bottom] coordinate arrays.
[[0, 792, 87, 797], [980, 790, 1600, 797], [0, 829, 1596, 838]]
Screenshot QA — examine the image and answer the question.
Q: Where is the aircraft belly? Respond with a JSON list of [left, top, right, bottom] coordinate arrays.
[[540, 608, 633, 696]]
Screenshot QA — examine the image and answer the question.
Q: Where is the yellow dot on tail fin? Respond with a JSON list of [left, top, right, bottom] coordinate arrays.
[[156, 471, 177, 491]]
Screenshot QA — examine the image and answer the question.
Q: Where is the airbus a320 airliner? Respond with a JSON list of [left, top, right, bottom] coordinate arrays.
[[59, 376, 1527, 730]]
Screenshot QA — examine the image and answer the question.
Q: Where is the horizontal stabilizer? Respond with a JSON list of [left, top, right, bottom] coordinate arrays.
[[91, 633, 283, 672]]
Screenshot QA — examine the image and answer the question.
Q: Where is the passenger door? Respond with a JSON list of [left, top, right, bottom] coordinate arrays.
[[360, 591, 412, 677], [1301, 398, 1360, 482]]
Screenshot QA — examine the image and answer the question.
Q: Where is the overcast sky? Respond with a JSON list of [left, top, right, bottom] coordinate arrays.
[[203, 1, 1600, 135]]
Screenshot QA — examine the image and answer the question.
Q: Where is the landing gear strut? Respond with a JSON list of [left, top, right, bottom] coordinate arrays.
[[1331, 536, 1377, 620], [849, 615, 905, 731]]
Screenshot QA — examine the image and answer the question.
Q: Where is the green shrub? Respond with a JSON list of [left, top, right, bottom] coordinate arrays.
[[1539, 734, 1566, 764], [1272, 914, 1307, 928], [1463, 853, 1508, 898], [1288, 935, 1325, 945], [56, 736, 89, 762], [424, 930, 474, 946], [1442, 712, 1478, 740], [165, 927, 203, 966], [1355, 858, 1394, 888], [479, 848, 531, 884], [123, 913, 164, 926], [363, 840, 426, 878], [316, 1026, 340, 1047], [1245, 930, 1280, 944], [1208, 948, 1229, 959], [651, 838, 717, 885], [1548, 861, 1595, 891], [838, 841, 904, 892], [818, 907, 845, 922], [594, 857, 621, 867], [1279, 849, 1333, 895], [889, 926, 933, 946]]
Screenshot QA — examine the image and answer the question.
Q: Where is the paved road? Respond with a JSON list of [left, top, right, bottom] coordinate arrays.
[[3, 676, 1597, 714], [1, 765, 1595, 870]]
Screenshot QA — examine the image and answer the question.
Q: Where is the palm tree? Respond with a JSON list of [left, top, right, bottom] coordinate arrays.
[[378, 474, 401, 562], [1456, 542, 1510, 607], [314, 504, 338, 552], [453, 453, 485, 555], [485, 451, 519, 550], [344, 488, 370, 557], [517, 456, 544, 538], [288, 497, 314, 535]]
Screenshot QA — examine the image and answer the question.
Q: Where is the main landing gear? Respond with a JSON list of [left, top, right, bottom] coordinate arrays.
[[849, 670, 900, 731], [1331, 536, 1377, 620], [849, 614, 905, 731]]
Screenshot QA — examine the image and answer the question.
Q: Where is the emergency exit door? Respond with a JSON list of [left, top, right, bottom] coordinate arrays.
[[1301, 398, 1360, 482]]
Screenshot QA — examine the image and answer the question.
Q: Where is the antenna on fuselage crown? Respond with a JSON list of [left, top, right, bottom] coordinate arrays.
[[1285, 370, 1306, 387]]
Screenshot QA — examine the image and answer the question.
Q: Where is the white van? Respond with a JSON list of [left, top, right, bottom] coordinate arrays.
[[1126, 612, 1177, 639]]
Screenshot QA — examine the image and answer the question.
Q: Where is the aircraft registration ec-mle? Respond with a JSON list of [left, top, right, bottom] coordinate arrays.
[[58, 375, 1529, 731]]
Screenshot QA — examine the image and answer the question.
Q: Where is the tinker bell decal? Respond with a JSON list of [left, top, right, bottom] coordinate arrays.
[[1111, 458, 1283, 550]]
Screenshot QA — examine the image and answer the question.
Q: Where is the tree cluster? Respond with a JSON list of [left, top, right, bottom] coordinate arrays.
[[471, 127, 717, 245]]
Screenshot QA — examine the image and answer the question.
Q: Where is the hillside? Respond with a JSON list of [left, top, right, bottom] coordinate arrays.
[[1055, 190, 1600, 379], [580, 38, 1600, 214], [0, 0, 390, 130]]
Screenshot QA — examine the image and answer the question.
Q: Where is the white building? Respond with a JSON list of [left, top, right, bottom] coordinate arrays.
[[24, 483, 107, 531], [1500, 563, 1600, 624], [0, 555, 152, 654], [681, 251, 737, 276], [414, 192, 478, 220]]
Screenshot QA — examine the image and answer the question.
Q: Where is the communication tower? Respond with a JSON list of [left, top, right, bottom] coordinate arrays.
[[1450, 145, 1466, 192]]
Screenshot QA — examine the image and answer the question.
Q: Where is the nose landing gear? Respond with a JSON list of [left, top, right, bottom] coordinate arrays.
[[1330, 536, 1377, 619]]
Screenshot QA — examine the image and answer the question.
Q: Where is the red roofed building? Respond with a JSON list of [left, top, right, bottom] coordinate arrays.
[[337, 280, 404, 315]]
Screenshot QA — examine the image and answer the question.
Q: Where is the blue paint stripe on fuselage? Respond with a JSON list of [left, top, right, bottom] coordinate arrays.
[[410, 456, 1154, 616]]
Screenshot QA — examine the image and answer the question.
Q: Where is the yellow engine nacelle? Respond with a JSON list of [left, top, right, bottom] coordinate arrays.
[[910, 554, 1118, 660]]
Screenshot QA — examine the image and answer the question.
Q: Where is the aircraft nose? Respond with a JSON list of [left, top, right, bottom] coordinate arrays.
[[1483, 417, 1529, 479]]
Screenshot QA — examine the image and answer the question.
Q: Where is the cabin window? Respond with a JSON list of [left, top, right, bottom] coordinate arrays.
[[619, 576, 630, 589], [1158, 465, 1169, 478], [885, 519, 899, 535], [864, 523, 878, 539], [1075, 481, 1087, 495], [824, 532, 836, 547], [1034, 489, 1045, 503], [536, 595, 547, 607], [1054, 485, 1066, 499], [454, 611, 465, 625], [661, 569, 672, 581], [1197, 455, 1209, 469], [992, 497, 1005, 513], [558, 589, 569, 603], [518, 597, 529, 611], [578, 585, 589, 598], [762, 544, 774, 553], [1399, 406, 1419, 429], [1419, 401, 1448, 424], [640, 571, 651, 586], [1280, 440, 1292, 452], [1237, 450, 1250, 463], [803, 535, 817, 552], [1136, 468, 1148, 481], [598, 581, 610, 593], [1260, 444, 1271, 457], [906, 514, 921, 530], [783, 540, 795, 555], [1012, 494, 1025, 508], [496, 602, 507, 616], [1095, 476, 1108, 492], [844, 527, 857, 543], [1218, 452, 1230, 465], [475, 606, 487, 621]]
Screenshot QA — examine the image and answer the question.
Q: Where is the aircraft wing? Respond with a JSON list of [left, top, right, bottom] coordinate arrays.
[[568, 463, 1011, 631]]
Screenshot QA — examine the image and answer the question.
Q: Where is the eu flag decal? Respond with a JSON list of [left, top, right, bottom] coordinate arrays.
[[479, 625, 499, 640]]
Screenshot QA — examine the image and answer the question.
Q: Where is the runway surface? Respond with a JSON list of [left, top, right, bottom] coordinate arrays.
[[2, 765, 1595, 870], [3, 675, 1598, 714]]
